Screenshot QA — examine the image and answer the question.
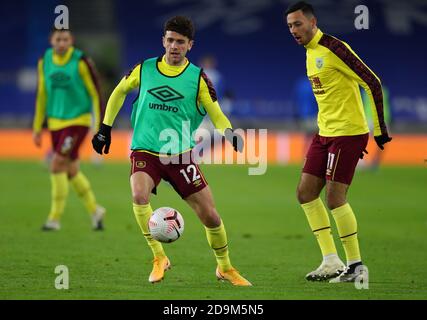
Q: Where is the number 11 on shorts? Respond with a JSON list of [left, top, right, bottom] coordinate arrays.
[[326, 152, 335, 176]]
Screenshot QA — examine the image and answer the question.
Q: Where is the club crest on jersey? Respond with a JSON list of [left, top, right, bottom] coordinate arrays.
[[315, 57, 324, 69], [136, 161, 146, 168]]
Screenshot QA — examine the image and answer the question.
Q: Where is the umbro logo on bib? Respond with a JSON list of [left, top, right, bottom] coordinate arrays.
[[148, 85, 184, 102], [51, 72, 71, 88]]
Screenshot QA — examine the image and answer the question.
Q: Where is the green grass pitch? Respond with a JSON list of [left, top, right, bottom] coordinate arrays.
[[0, 160, 426, 299]]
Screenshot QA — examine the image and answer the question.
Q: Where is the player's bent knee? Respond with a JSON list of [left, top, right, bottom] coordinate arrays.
[[296, 187, 317, 204], [67, 167, 79, 179], [325, 195, 346, 210], [132, 193, 150, 205], [51, 154, 69, 173], [204, 215, 221, 228], [200, 207, 221, 228]]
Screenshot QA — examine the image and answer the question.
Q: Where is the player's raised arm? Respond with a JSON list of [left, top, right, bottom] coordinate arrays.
[[198, 71, 243, 152], [92, 63, 141, 154], [32, 58, 46, 147], [326, 39, 392, 149]]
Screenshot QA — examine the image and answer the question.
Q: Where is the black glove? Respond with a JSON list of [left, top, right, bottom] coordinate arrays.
[[360, 148, 368, 159], [92, 123, 112, 154], [374, 134, 392, 150], [224, 128, 244, 152]]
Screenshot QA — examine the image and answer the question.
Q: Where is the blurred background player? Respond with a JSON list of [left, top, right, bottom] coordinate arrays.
[[199, 55, 225, 99], [32, 28, 105, 231], [286, 2, 392, 283], [92, 16, 251, 286], [193, 54, 232, 161]]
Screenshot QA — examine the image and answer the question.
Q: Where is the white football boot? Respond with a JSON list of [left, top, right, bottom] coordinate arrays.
[[305, 255, 346, 281], [329, 262, 368, 283], [91, 205, 106, 231], [41, 220, 61, 231]]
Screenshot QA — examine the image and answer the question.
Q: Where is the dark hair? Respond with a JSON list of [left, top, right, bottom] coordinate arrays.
[[285, 1, 315, 17], [164, 16, 195, 40], [50, 26, 72, 37]]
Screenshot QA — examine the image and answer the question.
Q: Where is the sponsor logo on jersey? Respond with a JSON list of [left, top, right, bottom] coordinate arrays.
[[309, 76, 325, 95], [51, 72, 71, 88], [148, 102, 179, 113], [148, 85, 184, 102]]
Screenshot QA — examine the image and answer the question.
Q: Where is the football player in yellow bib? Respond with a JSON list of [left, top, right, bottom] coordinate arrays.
[[33, 28, 105, 231]]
